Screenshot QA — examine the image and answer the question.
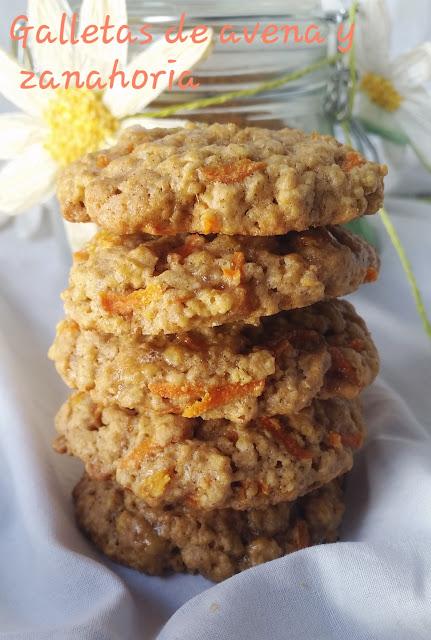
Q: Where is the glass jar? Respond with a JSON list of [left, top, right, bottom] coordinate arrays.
[[123, 1, 347, 133]]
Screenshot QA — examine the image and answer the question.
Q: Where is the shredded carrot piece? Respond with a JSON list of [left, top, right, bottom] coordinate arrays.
[[119, 440, 171, 497], [202, 212, 221, 234], [200, 158, 266, 184], [340, 432, 363, 449], [70, 391, 87, 406], [341, 151, 365, 172], [149, 379, 265, 417], [349, 338, 365, 352], [96, 153, 110, 168], [69, 319, 79, 330], [328, 347, 359, 386], [260, 417, 313, 460], [222, 251, 245, 280], [138, 470, 171, 498], [327, 431, 342, 448], [100, 284, 164, 316], [73, 250, 89, 263], [91, 230, 120, 249], [327, 430, 363, 450], [53, 435, 68, 454], [119, 443, 172, 497], [118, 440, 153, 469], [365, 267, 379, 283], [183, 379, 264, 417]]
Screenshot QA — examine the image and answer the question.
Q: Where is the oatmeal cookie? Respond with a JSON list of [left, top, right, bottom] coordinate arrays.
[[74, 474, 344, 582], [57, 123, 386, 236], [55, 392, 364, 511], [62, 227, 379, 335], [49, 300, 379, 423], [73, 473, 184, 576]]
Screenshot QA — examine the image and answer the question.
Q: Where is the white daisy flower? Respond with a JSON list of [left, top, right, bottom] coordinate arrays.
[[355, 0, 431, 169], [0, 0, 213, 234]]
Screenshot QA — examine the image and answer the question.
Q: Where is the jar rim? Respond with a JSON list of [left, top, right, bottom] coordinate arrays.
[[70, 1, 346, 21]]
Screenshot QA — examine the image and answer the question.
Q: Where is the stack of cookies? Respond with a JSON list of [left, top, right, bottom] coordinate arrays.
[[49, 123, 385, 582]]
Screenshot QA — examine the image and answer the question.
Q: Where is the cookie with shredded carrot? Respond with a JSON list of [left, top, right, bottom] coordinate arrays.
[[62, 227, 379, 336], [57, 122, 386, 236], [73, 473, 345, 582], [49, 300, 379, 423], [55, 391, 364, 511]]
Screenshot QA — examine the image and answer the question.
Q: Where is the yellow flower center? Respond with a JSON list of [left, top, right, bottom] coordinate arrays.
[[44, 89, 119, 165], [360, 73, 403, 112]]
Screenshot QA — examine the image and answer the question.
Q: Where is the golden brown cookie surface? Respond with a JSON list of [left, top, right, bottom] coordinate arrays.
[[62, 227, 379, 335], [73, 474, 345, 582], [49, 300, 379, 423], [56, 392, 364, 511], [58, 123, 386, 236]]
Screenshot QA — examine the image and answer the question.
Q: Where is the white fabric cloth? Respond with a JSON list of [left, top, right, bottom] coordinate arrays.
[[0, 2, 430, 637], [0, 196, 430, 639]]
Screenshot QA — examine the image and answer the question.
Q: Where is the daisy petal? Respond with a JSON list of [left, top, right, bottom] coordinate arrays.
[[104, 29, 214, 118], [63, 219, 98, 252], [0, 49, 51, 116], [381, 139, 408, 169], [355, 93, 398, 135], [0, 145, 57, 214], [77, 0, 127, 78], [119, 116, 187, 130], [395, 90, 431, 170], [0, 113, 47, 159], [356, 0, 391, 75], [391, 44, 431, 92], [27, 0, 75, 76]]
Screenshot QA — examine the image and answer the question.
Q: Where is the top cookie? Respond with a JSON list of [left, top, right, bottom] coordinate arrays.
[[57, 123, 387, 236]]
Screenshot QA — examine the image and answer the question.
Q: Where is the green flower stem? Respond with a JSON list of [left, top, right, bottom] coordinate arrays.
[[341, 120, 353, 146], [358, 118, 409, 145], [348, 0, 360, 115], [379, 208, 431, 340], [124, 54, 340, 120]]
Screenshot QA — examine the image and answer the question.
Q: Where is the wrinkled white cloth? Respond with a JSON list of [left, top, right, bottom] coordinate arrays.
[[0, 196, 430, 639]]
